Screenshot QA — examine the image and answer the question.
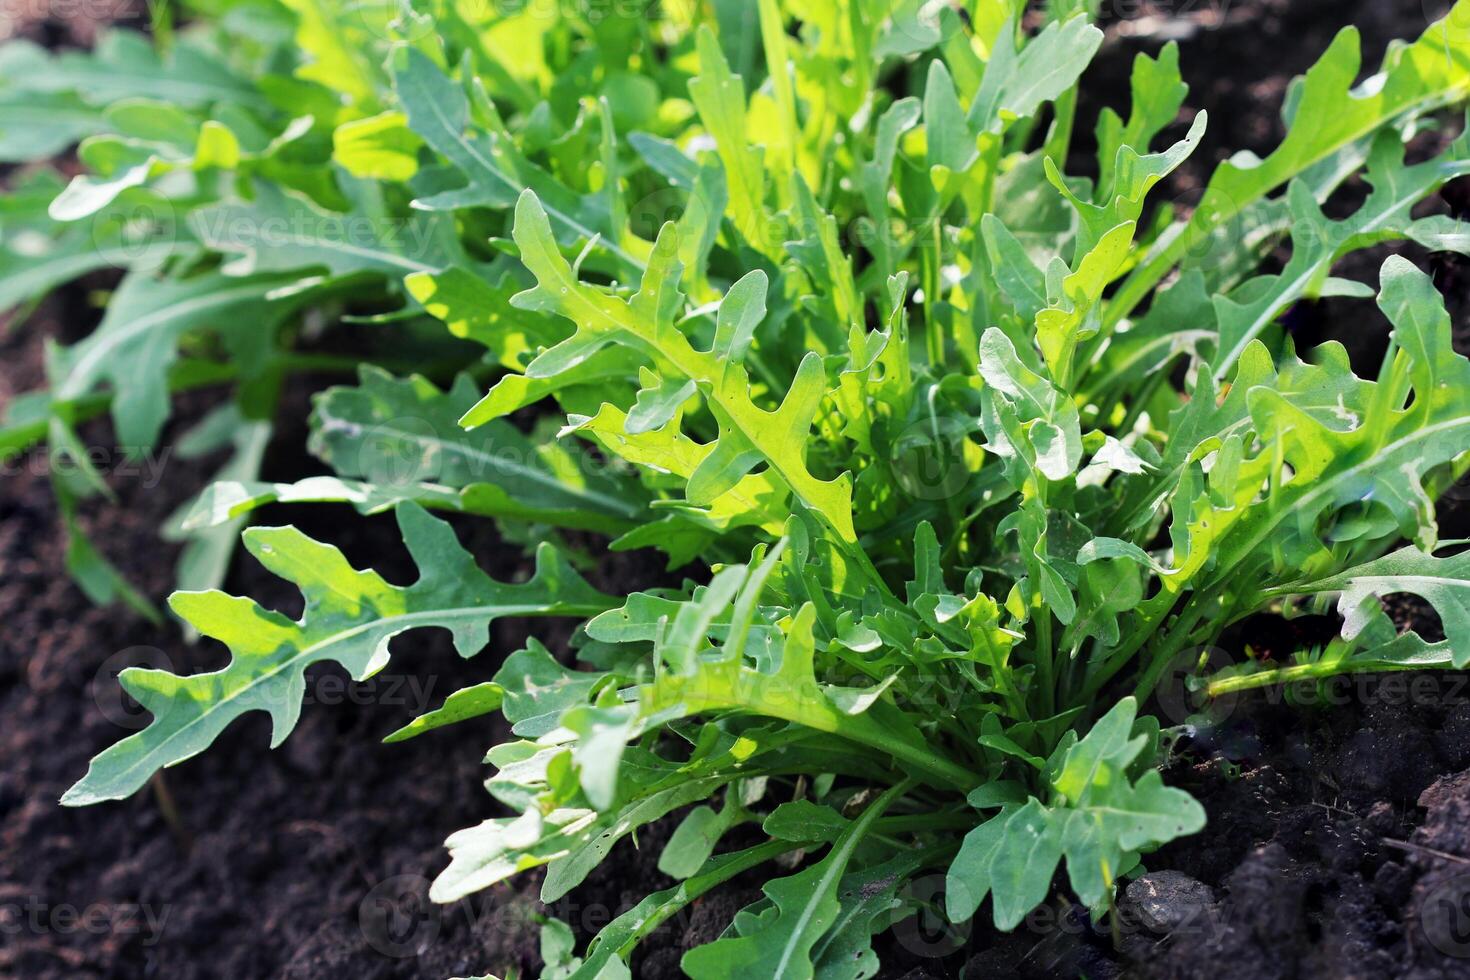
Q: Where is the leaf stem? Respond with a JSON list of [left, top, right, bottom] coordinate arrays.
[[659, 671, 977, 793], [1131, 593, 1214, 704], [1079, 590, 1186, 703], [611, 839, 801, 960], [1035, 612, 1056, 718]]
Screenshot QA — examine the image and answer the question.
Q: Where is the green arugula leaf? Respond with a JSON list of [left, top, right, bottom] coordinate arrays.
[[947, 699, 1202, 927], [1110, 9, 1470, 324], [62, 504, 613, 805], [0, 33, 268, 110], [1279, 546, 1470, 666], [382, 681, 504, 744], [680, 781, 910, 980], [391, 48, 628, 264], [308, 366, 646, 532], [510, 190, 857, 543], [192, 179, 462, 279], [50, 271, 302, 448]]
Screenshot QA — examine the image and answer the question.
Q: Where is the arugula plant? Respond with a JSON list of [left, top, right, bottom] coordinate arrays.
[[7, 0, 1468, 973]]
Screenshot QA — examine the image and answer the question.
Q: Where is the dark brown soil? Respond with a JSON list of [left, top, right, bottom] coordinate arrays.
[[4, 3, 1470, 979]]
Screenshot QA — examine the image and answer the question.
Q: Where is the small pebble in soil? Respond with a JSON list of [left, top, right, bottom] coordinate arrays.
[[1124, 870, 1217, 934]]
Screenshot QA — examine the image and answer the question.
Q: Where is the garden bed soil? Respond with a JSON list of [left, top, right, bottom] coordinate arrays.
[[4, 1, 1470, 978]]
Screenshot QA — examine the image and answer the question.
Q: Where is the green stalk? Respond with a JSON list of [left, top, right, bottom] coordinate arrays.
[[1111, 368, 1168, 444], [876, 812, 975, 834], [758, 0, 801, 187], [760, 692, 977, 793], [1079, 589, 1187, 703], [1131, 595, 1214, 704], [1035, 612, 1056, 717], [1042, 87, 1078, 169], [610, 839, 802, 960], [1203, 660, 1345, 697], [653, 669, 977, 793], [1200, 634, 1446, 699], [2, 392, 111, 456], [923, 218, 944, 368]]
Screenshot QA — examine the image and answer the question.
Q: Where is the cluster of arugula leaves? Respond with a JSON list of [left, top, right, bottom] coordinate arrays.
[[6, 0, 1470, 974]]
